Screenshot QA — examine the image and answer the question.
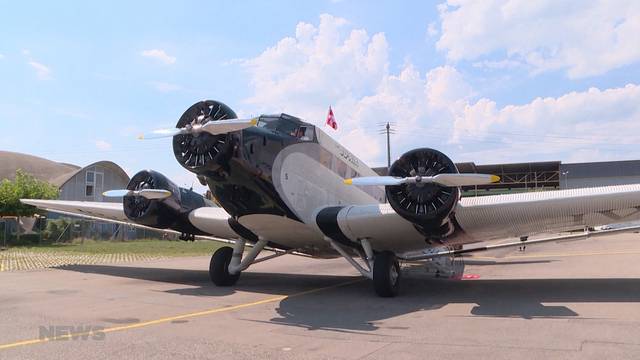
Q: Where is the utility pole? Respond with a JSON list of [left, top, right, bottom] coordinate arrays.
[[377, 122, 396, 173], [377, 122, 396, 203], [386, 123, 391, 170]]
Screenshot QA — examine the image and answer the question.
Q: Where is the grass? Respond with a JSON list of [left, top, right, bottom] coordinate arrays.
[[6, 239, 225, 257]]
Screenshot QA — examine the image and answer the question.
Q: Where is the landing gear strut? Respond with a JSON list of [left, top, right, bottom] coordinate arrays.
[[209, 238, 285, 287], [326, 237, 402, 297]]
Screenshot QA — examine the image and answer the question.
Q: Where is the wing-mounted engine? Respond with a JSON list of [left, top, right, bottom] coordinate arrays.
[[385, 148, 460, 239], [122, 170, 210, 235], [345, 148, 498, 242], [172, 100, 238, 175]]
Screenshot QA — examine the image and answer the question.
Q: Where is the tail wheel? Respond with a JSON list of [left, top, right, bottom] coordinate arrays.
[[209, 246, 240, 286], [373, 251, 401, 297]]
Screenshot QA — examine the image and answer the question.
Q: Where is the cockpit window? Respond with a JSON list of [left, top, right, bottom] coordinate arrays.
[[257, 116, 314, 141], [256, 116, 280, 131], [296, 126, 312, 141]]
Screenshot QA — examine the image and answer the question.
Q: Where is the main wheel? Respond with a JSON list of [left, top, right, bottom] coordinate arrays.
[[209, 246, 240, 286], [373, 251, 401, 297]]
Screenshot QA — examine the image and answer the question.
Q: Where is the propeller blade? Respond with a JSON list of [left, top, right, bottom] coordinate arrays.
[[200, 118, 258, 135], [429, 173, 500, 187], [137, 189, 173, 199], [102, 189, 133, 197], [344, 174, 500, 187], [102, 189, 172, 200], [137, 128, 186, 140], [343, 176, 406, 186], [138, 118, 258, 140]]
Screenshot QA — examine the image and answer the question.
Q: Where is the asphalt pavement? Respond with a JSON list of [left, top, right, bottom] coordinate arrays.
[[1, 233, 640, 359]]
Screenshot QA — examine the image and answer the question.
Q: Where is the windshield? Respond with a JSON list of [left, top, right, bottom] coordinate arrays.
[[257, 116, 314, 141]]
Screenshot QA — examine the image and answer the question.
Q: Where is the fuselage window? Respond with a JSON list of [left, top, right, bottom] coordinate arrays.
[[319, 148, 332, 169], [336, 158, 348, 179]]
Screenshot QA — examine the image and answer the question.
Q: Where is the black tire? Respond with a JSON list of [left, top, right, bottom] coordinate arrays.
[[209, 246, 240, 286], [373, 251, 401, 297]]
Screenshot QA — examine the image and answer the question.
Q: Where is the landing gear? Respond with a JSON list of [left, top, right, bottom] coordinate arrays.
[[325, 237, 402, 297], [208, 238, 277, 287], [373, 251, 401, 297], [209, 246, 240, 286]]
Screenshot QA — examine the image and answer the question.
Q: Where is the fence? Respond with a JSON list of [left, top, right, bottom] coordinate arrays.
[[0, 216, 172, 247]]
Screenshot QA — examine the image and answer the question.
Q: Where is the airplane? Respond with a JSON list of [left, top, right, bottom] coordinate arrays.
[[21, 100, 640, 297]]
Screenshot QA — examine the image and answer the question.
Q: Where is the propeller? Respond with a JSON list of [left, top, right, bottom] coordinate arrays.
[[344, 173, 500, 187], [138, 117, 258, 140], [102, 189, 172, 200]]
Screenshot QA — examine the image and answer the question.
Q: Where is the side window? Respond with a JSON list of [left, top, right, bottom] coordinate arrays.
[[85, 171, 95, 197], [336, 158, 348, 179], [319, 148, 332, 168], [296, 126, 313, 141]]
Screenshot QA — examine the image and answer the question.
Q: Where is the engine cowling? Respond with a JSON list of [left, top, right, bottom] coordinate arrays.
[[123, 170, 209, 234], [172, 100, 237, 175], [385, 148, 460, 235]]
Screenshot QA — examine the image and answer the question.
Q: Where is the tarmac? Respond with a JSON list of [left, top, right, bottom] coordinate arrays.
[[1, 232, 640, 359]]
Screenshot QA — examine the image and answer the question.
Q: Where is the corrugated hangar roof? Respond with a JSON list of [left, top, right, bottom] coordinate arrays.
[[0, 151, 129, 188], [0, 150, 80, 183]]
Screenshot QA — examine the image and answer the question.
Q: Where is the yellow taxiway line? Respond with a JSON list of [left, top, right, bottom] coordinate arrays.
[[0, 278, 362, 351]]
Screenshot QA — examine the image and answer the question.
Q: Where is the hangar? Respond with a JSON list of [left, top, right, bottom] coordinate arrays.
[[375, 158, 640, 197], [0, 151, 130, 240], [0, 151, 130, 202]]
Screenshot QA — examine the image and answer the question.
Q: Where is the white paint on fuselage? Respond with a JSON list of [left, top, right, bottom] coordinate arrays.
[[272, 142, 379, 227]]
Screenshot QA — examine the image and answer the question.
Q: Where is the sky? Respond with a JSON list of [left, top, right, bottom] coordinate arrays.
[[1, 0, 640, 190]]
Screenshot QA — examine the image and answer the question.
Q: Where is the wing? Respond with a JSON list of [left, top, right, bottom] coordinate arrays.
[[325, 184, 640, 253], [20, 199, 239, 241]]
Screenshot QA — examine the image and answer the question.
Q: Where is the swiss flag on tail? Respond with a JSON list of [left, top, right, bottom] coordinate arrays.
[[326, 106, 337, 130]]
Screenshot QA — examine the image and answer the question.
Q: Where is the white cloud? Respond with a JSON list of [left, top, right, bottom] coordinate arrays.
[[141, 49, 176, 65], [436, 0, 640, 78], [95, 140, 112, 151], [240, 13, 640, 166], [149, 81, 182, 92], [241, 14, 393, 163], [28, 60, 51, 80], [427, 22, 438, 37], [0, 54, 4, 60]]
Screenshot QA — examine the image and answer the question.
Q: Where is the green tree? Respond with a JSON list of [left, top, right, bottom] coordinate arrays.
[[0, 169, 59, 217]]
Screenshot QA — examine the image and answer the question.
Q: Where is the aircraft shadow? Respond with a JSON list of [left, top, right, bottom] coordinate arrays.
[[57, 264, 640, 332], [270, 277, 640, 331], [55, 264, 361, 297]]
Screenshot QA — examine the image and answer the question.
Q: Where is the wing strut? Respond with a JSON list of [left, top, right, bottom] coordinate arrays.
[[400, 225, 640, 261]]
